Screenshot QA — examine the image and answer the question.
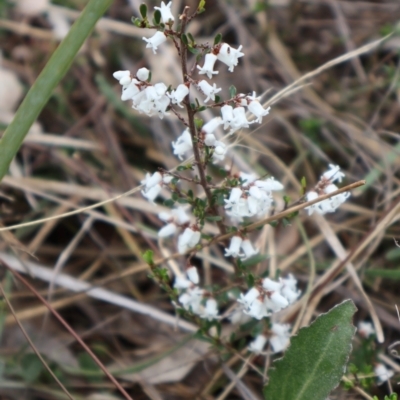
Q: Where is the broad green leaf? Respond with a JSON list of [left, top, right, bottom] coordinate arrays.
[[0, 0, 113, 182], [264, 300, 356, 400]]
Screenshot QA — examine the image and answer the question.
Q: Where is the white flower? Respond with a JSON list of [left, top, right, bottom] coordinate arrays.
[[240, 172, 257, 185], [141, 184, 162, 203], [248, 100, 270, 124], [224, 187, 243, 208], [121, 80, 141, 101], [136, 67, 150, 81], [154, 1, 174, 23], [305, 190, 319, 215], [178, 227, 201, 254], [262, 278, 281, 292], [240, 239, 258, 259], [143, 31, 167, 54], [198, 80, 221, 103], [113, 70, 131, 86], [248, 334, 268, 353], [374, 363, 394, 385], [179, 286, 204, 313], [204, 133, 216, 146], [322, 164, 345, 183], [268, 291, 289, 311], [142, 171, 162, 189], [280, 276, 301, 304], [201, 298, 219, 320], [212, 141, 227, 163], [172, 129, 192, 160], [168, 84, 189, 107], [255, 178, 284, 192], [187, 266, 199, 285], [221, 105, 234, 129], [270, 323, 291, 353], [358, 321, 375, 339], [201, 117, 222, 135], [197, 53, 219, 79], [158, 222, 176, 237], [224, 236, 243, 258], [237, 287, 260, 310], [216, 43, 244, 72], [229, 106, 252, 134]]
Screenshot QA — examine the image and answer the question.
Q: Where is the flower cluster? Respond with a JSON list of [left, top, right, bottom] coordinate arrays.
[[224, 175, 284, 222], [248, 323, 291, 354], [238, 274, 300, 320], [305, 164, 350, 215], [174, 266, 219, 320]]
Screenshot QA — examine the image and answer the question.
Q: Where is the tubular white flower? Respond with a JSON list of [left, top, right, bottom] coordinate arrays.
[[237, 287, 260, 311], [172, 129, 192, 160], [248, 100, 270, 123], [179, 286, 204, 313], [358, 321, 375, 339], [304, 191, 319, 215], [204, 133, 216, 146], [240, 239, 258, 259], [322, 164, 345, 183], [158, 222, 176, 237], [201, 298, 219, 320], [174, 275, 192, 290], [224, 236, 243, 258], [269, 291, 289, 311], [224, 187, 243, 208], [198, 80, 221, 103], [246, 298, 267, 320], [270, 323, 291, 353], [141, 184, 162, 203], [178, 227, 201, 254], [212, 141, 227, 163], [171, 207, 190, 224], [216, 43, 244, 72], [143, 31, 167, 54], [187, 266, 199, 285], [255, 178, 284, 192], [221, 105, 234, 129], [168, 84, 189, 108], [142, 171, 162, 189], [201, 117, 222, 135], [154, 1, 174, 23], [121, 80, 141, 101], [248, 334, 268, 353], [374, 363, 394, 385], [229, 106, 251, 134], [248, 185, 263, 200], [240, 172, 257, 185], [197, 53, 219, 79], [136, 67, 150, 81], [113, 70, 131, 86], [262, 278, 281, 292]]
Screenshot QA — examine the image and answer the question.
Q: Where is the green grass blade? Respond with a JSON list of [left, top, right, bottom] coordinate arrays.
[[0, 0, 114, 181]]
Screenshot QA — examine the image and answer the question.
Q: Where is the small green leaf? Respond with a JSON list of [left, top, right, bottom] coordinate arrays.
[[263, 300, 357, 400], [301, 176, 307, 194], [197, 0, 206, 13], [142, 250, 154, 266], [164, 199, 175, 207], [194, 118, 204, 130], [214, 95, 221, 103], [214, 33, 222, 45], [205, 215, 223, 222], [177, 198, 188, 204], [229, 85, 237, 98], [187, 32, 195, 44], [181, 33, 189, 45], [153, 10, 161, 25], [139, 4, 147, 18]]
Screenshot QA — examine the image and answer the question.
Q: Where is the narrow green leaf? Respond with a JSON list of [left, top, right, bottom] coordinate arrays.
[[365, 269, 400, 280], [181, 33, 189, 46], [139, 4, 147, 18], [142, 250, 154, 266], [229, 85, 237, 98], [241, 253, 268, 267], [214, 33, 222, 45], [153, 10, 161, 25], [0, 0, 113, 182], [264, 300, 357, 400]]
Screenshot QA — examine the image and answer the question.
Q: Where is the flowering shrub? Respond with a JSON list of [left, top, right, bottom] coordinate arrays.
[[113, 2, 361, 399]]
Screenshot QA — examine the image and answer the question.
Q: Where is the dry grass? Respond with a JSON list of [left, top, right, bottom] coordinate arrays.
[[1, 0, 400, 399]]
